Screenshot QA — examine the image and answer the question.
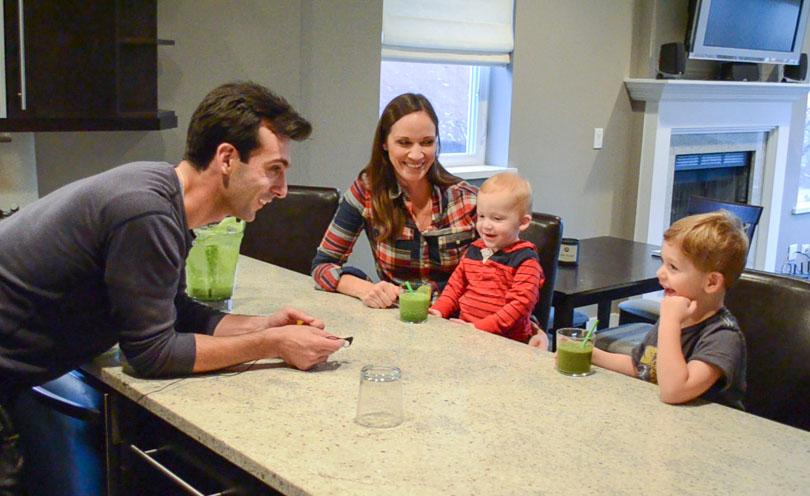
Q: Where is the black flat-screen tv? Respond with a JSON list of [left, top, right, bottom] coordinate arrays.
[[686, 0, 810, 65]]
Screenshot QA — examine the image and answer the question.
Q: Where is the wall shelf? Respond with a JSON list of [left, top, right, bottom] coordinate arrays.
[[625, 78, 810, 103], [0, 110, 177, 132]]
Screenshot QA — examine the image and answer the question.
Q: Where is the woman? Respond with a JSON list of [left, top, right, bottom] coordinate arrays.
[[311, 93, 478, 308]]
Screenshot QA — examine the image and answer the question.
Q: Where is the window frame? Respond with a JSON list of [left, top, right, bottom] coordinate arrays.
[[793, 93, 810, 215], [379, 60, 491, 167]]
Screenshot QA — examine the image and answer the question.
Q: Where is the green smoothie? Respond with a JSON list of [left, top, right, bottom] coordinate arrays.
[[556, 339, 594, 376], [399, 291, 430, 323], [185, 217, 245, 301]]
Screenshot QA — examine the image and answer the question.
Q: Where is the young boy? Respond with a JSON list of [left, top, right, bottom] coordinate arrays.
[[429, 172, 544, 343], [593, 211, 749, 408]]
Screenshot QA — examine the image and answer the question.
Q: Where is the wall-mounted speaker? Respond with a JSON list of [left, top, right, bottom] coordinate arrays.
[[657, 42, 685, 79], [783, 53, 808, 83]]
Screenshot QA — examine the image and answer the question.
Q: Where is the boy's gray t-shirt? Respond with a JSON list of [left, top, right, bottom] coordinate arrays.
[[631, 307, 747, 409]]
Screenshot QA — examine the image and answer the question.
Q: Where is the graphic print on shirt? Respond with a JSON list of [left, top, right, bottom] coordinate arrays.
[[637, 345, 658, 384]]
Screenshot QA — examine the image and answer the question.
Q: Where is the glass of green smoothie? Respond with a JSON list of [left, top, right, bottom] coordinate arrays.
[[555, 327, 595, 376], [185, 217, 245, 306], [399, 284, 431, 323]]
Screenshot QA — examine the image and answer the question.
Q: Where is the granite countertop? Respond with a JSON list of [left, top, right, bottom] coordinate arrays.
[[87, 256, 810, 496]]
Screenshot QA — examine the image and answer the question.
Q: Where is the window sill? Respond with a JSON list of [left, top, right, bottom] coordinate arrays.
[[792, 204, 810, 215], [447, 165, 516, 181]]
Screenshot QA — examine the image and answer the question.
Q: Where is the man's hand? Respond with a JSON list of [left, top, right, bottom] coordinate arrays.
[[266, 306, 325, 329], [428, 308, 443, 318], [270, 325, 346, 370], [359, 281, 402, 308]]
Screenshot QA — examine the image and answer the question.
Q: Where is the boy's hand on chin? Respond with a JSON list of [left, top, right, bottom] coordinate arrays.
[[660, 295, 698, 325]]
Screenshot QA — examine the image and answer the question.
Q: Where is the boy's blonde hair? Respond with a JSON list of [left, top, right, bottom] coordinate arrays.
[[479, 172, 533, 216], [664, 210, 749, 288]]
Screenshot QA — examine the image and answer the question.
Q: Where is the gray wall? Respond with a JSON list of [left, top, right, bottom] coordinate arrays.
[[34, 0, 305, 193], [509, 0, 639, 239], [13, 0, 810, 274]]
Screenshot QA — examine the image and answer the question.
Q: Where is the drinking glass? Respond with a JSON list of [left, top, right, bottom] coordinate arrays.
[[185, 217, 245, 309], [355, 365, 403, 428], [556, 327, 595, 376], [399, 285, 431, 323]]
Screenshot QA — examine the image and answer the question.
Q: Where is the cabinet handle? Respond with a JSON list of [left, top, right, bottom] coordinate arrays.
[[128, 444, 234, 496], [17, 0, 26, 110]]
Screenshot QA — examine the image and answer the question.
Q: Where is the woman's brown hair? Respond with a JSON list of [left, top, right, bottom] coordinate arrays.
[[363, 93, 460, 242]]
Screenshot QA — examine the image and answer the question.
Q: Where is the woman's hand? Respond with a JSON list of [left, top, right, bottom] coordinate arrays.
[[359, 281, 402, 308], [428, 309, 443, 317]]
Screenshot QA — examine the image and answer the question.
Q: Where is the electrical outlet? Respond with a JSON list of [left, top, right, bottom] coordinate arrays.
[[789, 244, 799, 261]]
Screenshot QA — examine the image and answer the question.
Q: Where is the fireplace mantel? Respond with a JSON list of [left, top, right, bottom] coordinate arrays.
[[626, 78, 810, 272], [625, 78, 810, 103]]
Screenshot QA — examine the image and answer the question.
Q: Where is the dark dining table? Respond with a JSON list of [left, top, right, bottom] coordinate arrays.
[[552, 236, 662, 333]]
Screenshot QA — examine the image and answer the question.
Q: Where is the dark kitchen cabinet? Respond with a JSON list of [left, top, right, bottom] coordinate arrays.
[[112, 392, 280, 496], [0, 0, 176, 131]]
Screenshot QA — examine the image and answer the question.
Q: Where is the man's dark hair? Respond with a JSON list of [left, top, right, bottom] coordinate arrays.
[[183, 81, 312, 170]]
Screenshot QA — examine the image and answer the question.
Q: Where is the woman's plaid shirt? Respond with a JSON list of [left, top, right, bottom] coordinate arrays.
[[312, 175, 478, 294]]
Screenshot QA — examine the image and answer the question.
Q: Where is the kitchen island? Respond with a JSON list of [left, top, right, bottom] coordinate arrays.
[[87, 256, 810, 495]]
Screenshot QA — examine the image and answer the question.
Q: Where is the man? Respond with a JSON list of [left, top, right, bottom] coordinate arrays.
[[0, 82, 345, 495]]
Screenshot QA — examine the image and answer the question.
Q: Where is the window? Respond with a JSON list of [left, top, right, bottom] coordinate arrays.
[[379, 0, 513, 168], [797, 97, 810, 213], [379, 60, 489, 165]]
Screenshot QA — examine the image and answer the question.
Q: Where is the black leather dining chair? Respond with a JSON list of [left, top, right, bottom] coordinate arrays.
[[686, 195, 764, 240], [618, 195, 764, 325], [240, 185, 340, 275], [724, 270, 810, 431], [519, 212, 563, 341]]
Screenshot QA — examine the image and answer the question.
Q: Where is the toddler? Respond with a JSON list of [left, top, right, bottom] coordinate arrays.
[[430, 172, 543, 342]]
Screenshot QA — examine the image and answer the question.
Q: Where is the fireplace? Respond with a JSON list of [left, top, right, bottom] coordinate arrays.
[[670, 151, 753, 225], [625, 79, 810, 271]]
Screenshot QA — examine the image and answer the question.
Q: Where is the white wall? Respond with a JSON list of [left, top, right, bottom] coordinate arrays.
[[775, 28, 810, 270]]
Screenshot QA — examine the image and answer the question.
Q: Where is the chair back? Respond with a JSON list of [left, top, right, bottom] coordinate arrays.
[[519, 212, 563, 333], [241, 185, 340, 275], [686, 195, 764, 242], [725, 269, 810, 431]]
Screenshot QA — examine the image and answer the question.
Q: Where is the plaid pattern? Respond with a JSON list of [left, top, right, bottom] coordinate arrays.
[[312, 174, 478, 293], [431, 239, 543, 342]]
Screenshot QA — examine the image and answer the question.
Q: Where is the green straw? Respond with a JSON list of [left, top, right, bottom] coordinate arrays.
[[580, 319, 599, 348], [404, 281, 414, 293]]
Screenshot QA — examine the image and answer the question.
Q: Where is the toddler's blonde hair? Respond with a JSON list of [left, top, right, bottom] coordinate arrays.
[[479, 172, 533, 216]]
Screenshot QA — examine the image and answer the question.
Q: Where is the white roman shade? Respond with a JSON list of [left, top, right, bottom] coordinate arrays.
[[381, 0, 514, 65]]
